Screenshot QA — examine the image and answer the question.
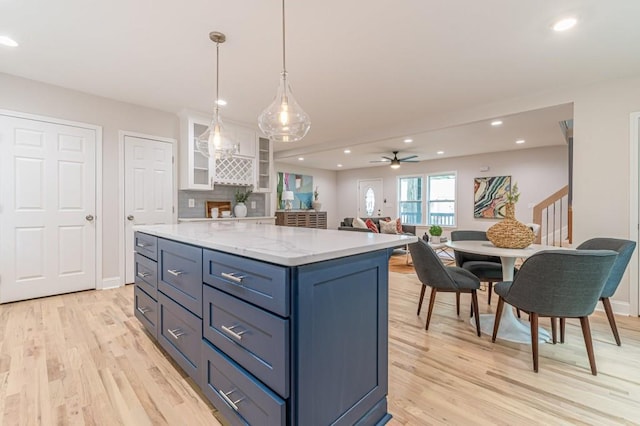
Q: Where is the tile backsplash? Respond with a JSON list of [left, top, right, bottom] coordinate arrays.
[[178, 186, 267, 218]]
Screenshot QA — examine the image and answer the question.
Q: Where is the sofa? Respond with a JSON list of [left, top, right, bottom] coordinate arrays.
[[339, 217, 416, 235]]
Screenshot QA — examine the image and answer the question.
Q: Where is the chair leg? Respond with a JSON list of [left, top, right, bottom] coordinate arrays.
[[425, 288, 437, 330], [516, 308, 521, 318], [471, 290, 481, 337], [560, 318, 566, 343], [601, 297, 621, 346], [551, 318, 557, 344], [492, 297, 504, 342], [487, 282, 493, 305], [456, 292, 460, 316], [417, 284, 427, 315], [580, 316, 597, 375], [530, 312, 539, 373]]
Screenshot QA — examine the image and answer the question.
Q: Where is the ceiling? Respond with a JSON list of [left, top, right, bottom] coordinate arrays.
[[1, 1, 639, 170]]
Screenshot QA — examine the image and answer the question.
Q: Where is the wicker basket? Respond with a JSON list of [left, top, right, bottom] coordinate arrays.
[[486, 203, 534, 249]]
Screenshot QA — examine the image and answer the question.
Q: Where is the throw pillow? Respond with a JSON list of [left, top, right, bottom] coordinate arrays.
[[395, 218, 403, 234], [365, 218, 379, 233], [379, 219, 399, 234], [353, 217, 368, 229]]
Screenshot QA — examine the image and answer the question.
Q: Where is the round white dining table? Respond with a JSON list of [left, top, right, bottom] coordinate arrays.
[[446, 240, 568, 344]]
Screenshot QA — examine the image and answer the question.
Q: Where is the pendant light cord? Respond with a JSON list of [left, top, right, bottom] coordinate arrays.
[[215, 41, 220, 111], [282, 0, 286, 73]]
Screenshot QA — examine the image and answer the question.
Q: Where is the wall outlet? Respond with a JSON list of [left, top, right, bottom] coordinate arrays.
[[188, 198, 195, 208], [251, 201, 256, 209]]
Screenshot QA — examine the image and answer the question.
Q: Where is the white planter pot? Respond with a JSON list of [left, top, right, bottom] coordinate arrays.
[[431, 235, 442, 243], [311, 201, 322, 211], [234, 202, 247, 218]]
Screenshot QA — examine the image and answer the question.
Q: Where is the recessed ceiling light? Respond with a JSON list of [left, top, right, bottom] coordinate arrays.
[[344, 149, 351, 154], [491, 120, 503, 126], [298, 157, 304, 161], [553, 17, 577, 32], [436, 151, 444, 155], [215, 99, 227, 106], [403, 138, 413, 143], [337, 164, 343, 167], [0, 36, 18, 47], [515, 139, 525, 144]]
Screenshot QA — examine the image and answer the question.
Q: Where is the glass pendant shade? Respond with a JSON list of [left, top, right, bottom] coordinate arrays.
[[196, 108, 236, 159], [258, 72, 310, 143]]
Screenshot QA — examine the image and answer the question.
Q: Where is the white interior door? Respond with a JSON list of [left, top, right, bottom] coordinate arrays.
[[357, 178, 384, 218], [124, 135, 174, 283], [0, 115, 96, 303]]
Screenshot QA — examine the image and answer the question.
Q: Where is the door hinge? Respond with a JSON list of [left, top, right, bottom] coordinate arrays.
[[172, 156, 175, 164], [173, 206, 175, 213]]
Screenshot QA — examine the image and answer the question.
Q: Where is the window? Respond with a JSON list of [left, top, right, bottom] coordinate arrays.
[[398, 176, 423, 224], [427, 173, 456, 226]]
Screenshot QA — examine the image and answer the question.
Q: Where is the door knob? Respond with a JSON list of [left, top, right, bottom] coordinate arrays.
[[127, 215, 135, 221], [86, 215, 94, 221]]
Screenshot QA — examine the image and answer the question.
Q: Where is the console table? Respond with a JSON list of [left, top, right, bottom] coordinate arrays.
[[275, 211, 327, 229]]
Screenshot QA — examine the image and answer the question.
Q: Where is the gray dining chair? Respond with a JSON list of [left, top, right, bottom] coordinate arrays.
[[451, 230, 515, 305], [557, 238, 636, 346], [491, 249, 617, 375], [409, 239, 482, 336]]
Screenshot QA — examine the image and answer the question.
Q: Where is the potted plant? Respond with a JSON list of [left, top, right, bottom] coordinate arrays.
[[234, 187, 253, 218], [429, 225, 443, 243], [311, 186, 321, 211]]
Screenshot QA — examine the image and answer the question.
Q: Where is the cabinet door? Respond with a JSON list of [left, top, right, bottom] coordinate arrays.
[[179, 113, 214, 190], [255, 137, 272, 192]]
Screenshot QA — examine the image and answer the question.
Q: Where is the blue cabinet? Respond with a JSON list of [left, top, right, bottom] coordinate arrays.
[[134, 231, 392, 425]]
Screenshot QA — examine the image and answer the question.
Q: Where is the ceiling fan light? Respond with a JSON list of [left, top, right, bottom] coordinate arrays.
[[390, 159, 401, 169]]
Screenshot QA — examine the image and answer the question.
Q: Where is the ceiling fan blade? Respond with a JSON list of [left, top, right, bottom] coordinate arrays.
[[398, 155, 418, 161], [381, 156, 393, 161], [402, 160, 420, 163], [369, 159, 391, 163]]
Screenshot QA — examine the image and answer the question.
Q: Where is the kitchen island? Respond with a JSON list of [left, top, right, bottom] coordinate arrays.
[[133, 222, 416, 426]]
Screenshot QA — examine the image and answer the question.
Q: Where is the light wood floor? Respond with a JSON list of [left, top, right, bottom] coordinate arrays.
[[1, 274, 639, 425]]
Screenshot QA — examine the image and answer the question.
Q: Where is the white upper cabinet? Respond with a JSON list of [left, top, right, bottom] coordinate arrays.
[[179, 112, 214, 190], [179, 111, 268, 190]]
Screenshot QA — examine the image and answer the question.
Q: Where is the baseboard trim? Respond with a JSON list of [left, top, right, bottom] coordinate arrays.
[[100, 276, 122, 290], [595, 299, 630, 316]]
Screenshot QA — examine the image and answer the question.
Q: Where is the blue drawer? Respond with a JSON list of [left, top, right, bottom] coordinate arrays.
[[202, 341, 285, 426], [134, 285, 158, 337], [158, 292, 202, 383], [203, 250, 289, 318], [158, 238, 203, 317], [134, 253, 157, 299], [135, 232, 157, 261], [203, 286, 289, 397]]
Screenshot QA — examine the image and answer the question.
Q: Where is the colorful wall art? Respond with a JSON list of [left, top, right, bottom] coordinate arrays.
[[277, 172, 314, 210], [474, 176, 511, 218]]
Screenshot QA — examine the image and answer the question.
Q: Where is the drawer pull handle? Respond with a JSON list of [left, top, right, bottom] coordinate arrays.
[[167, 328, 185, 339], [137, 306, 149, 315], [136, 242, 147, 248], [221, 324, 246, 341], [167, 269, 183, 277], [221, 272, 245, 284], [218, 389, 244, 411], [137, 272, 150, 278]]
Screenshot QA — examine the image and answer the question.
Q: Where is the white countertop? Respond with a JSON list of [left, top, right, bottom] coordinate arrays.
[[135, 222, 417, 266], [178, 216, 275, 222]]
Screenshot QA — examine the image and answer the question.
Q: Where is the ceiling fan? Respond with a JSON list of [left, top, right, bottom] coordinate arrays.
[[370, 151, 419, 169]]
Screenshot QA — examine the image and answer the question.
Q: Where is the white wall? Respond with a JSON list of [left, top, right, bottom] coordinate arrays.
[[273, 163, 338, 228], [336, 146, 568, 239], [0, 73, 179, 285]]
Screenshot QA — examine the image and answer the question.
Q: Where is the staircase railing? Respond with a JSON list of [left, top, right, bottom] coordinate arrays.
[[532, 185, 572, 246]]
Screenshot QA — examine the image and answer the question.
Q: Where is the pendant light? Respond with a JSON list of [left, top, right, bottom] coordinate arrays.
[[197, 31, 237, 159], [258, 0, 311, 143]]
